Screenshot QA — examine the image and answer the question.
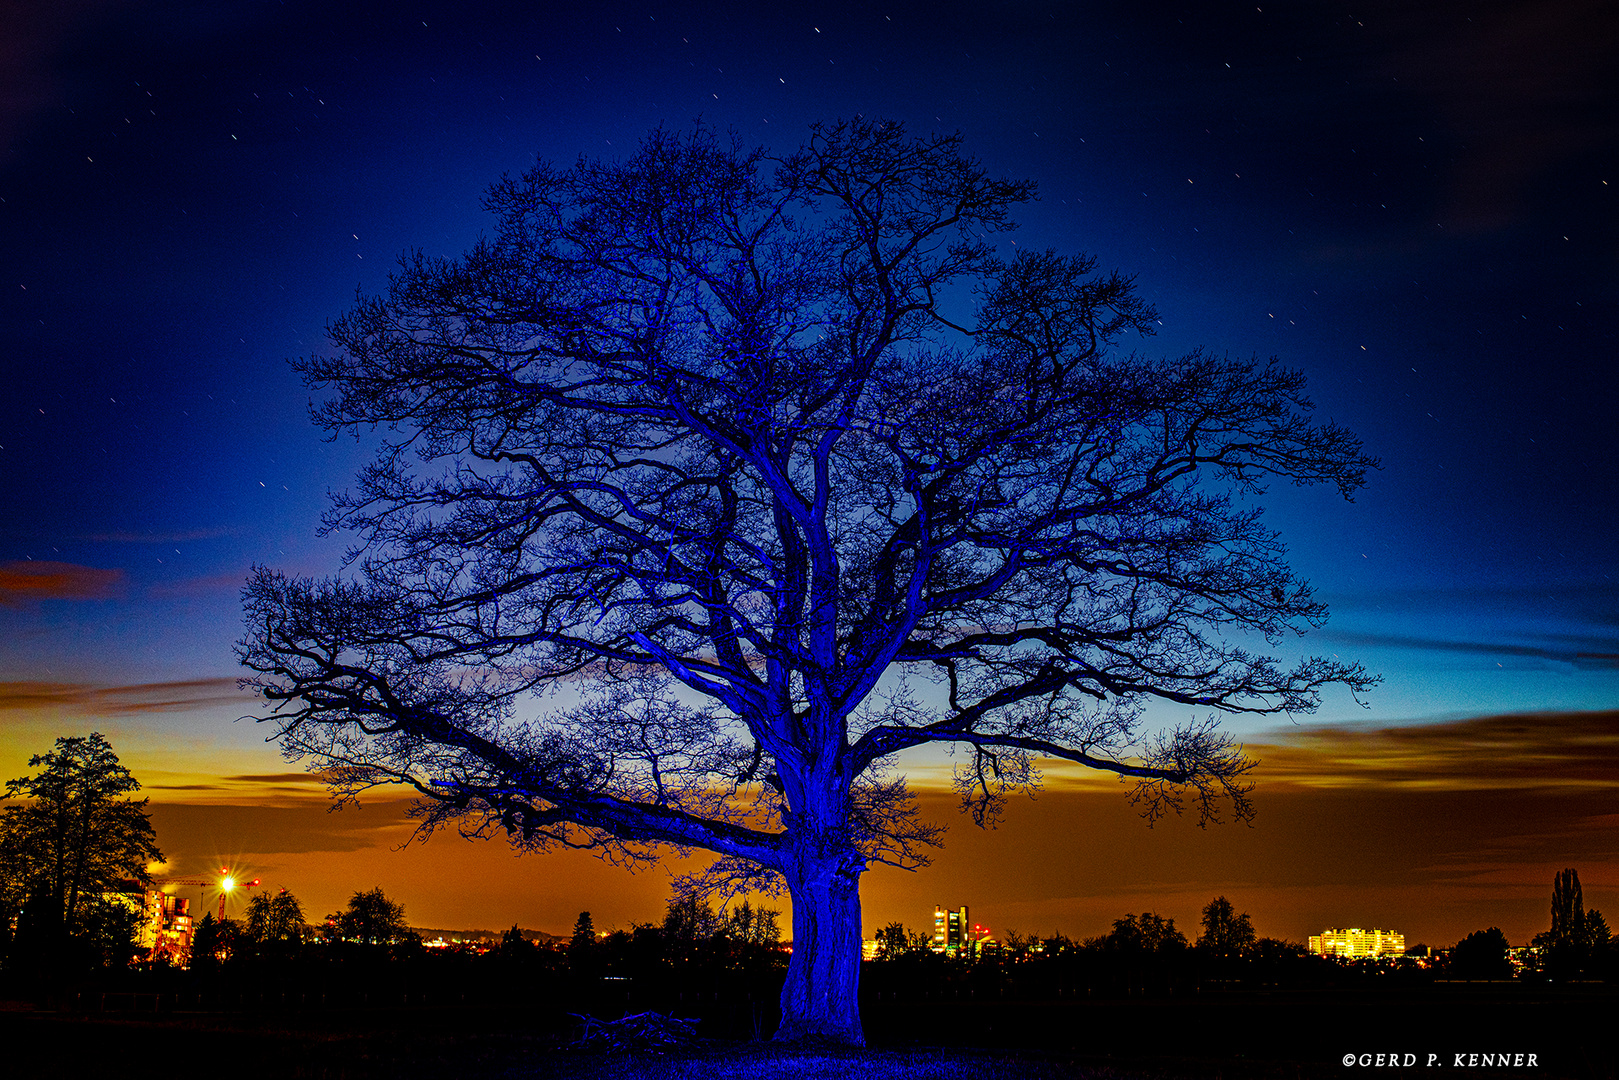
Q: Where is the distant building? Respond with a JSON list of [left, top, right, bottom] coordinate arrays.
[[1309, 927, 1405, 959], [933, 905, 968, 954], [930, 906, 998, 957], [107, 883, 194, 965], [862, 938, 881, 961], [1508, 944, 1539, 973]]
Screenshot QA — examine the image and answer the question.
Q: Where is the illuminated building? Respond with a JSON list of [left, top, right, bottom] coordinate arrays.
[[969, 921, 997, 958], [138, 890, 195, 965], [929, 905, 1001, 957], [933, 905, 968, 953], [1309, 927, 1405, 959], [106, 882, 195, 965]]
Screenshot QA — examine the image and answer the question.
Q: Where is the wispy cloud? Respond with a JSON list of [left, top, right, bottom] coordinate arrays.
[[1249, 709, 1619, 790], [130, 767, 356, 806], [1323, 583, 1619, 627], [0, 561, 124, 605], [1319, 630, 1619, 670], [0, 678, 250, 715], [222, 772, 332, 785]]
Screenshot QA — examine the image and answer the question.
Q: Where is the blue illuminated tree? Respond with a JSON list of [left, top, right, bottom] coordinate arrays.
[[239, 119, 1375, 1044]]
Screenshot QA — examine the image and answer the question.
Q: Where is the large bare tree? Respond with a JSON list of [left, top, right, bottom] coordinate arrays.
[[239, 119, 1374, 1043]]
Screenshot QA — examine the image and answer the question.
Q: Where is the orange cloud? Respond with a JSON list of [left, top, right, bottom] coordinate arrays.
[[1248, 710, 1619, 791], [0, 560, 124, 605], [0, 678, 250, 715], [140, 770, 340, 803]]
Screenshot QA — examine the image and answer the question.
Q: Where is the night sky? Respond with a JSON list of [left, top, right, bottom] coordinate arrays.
[[2, 1, 1616, 945]]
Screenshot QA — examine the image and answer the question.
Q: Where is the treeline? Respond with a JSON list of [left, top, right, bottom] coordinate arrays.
[[124, 888, 788, 1036], [865, 887, 1619, 1002], [866, 898, 1338, 1000], [190, 888, 788, 985], [6, 733, 1615, 1012]]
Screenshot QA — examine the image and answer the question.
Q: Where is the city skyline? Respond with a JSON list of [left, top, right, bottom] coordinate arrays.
[[3, 2, 1616, 953]]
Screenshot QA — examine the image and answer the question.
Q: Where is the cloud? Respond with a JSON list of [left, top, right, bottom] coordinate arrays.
[[222, 772, 333, 785], [0, 678, 250, 715], [129, 768, 358, 807], [143, 772, 334, 795], [1248, 710, 1619, 791], [0, 560, 124, 605], [902, 709, 1619, 798], [1322, 583, 1619, 631], [1318, 630, 1619, 670]]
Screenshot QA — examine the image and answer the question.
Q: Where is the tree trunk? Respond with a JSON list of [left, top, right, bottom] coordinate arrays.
[[776, 854, 865, 1045]]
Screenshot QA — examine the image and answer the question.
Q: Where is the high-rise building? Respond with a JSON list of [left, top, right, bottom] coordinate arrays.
[[130, 888, 194, 965], [1309, 927, 1405, 959], [933, 905, 968, 953]]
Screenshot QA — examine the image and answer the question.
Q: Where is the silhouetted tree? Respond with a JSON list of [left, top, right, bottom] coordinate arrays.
[[328, 886, 412, 946], [1448, 927, 1512, 980], [239, 119, 1376, 1043], [498, 923, 536, 959], [1095, 912, 1187, 954], [663, 894, 724, 945], [1196, 896, 1255, 960], [189, 912, 243, 970], [246, 888, 306, 942], [1552, 868, 1583, 941], [1534, 868, 1609, 978], [568, 910, 599, 977], [0, 733, 162, 973], [652, 893, 782, 980], [1080, 913, 1188, 996], [873, 921, 912, 959], [723, 899, 782, 949]]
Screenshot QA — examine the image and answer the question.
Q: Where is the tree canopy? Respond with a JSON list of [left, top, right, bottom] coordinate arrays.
[[328, 886, 412, 946], [0, 732, 162, 971], [1448, 927, 1512, 980], [1534, 868, 1611, 978], [245, 888, 308, 948], [239, 118, 1375, 1042], [1197, 896, 1256, 959]]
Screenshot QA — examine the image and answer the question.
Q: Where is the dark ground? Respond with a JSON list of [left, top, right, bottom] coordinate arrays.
[[1, 985, 1612, 1079]]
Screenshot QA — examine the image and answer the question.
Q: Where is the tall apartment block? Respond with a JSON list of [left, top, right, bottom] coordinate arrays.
[[933, 905, 968, 953], [1309, 927, 1405, 959]]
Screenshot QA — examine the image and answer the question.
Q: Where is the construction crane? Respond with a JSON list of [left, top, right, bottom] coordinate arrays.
[[153, 867, 261, 921]]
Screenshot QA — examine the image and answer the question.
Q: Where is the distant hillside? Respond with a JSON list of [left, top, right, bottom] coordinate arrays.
[[413, 927, 564, 945]]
